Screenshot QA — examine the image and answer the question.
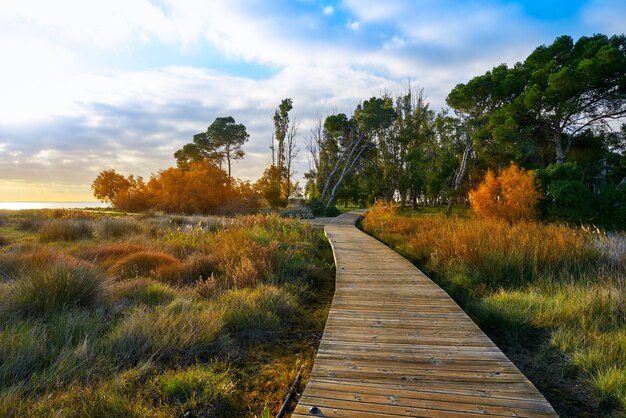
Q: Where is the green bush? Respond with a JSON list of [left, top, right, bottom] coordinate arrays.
[[305, 198, 340, 217], [537, 162, 626, 228], [545, 180, 596, 222]]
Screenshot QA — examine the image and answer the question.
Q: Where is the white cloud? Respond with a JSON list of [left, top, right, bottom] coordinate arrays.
[[346, 20, 360, 30], [2, 0, 623, 200]]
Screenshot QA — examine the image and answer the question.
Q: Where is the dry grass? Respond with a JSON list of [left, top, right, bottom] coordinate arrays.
[[112, 251, 181, 279], [152, 255, 217, 286], [39, 219, 94, 242], [97, 217, 143, 240], [0, 210, 333, 417], [363, 205, 626, 415]]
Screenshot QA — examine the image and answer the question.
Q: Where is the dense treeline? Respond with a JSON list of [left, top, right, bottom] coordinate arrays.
[[94, 34, 626, 226], [305, 34, 626, 228]]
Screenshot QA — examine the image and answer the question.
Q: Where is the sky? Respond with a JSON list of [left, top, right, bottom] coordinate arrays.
[[0, 0, 625, 202]]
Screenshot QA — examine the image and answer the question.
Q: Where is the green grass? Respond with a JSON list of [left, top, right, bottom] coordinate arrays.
[[0, 211, 334, 417], [363, 205, 626, 416]]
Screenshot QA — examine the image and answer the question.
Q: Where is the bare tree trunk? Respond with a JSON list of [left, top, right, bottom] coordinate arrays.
[[326, 145, 367, 207], [446, 135, 473, 217], [320, 134, 359, 201], [554, 131, 565, 165], [285, 121, 299, 199], [305, 116, 322, 172]]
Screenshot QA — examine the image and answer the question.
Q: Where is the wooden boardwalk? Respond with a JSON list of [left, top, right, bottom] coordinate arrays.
[[295, 211, 557, 417]]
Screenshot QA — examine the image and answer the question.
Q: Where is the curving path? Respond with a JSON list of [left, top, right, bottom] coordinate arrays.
[[295, 211, 557, 417]]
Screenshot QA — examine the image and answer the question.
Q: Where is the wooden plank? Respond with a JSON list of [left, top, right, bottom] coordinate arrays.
[[295, 211, 557, 417]]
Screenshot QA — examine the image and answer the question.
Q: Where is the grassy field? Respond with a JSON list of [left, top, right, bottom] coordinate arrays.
[[0, 209, 334, 417], [363, 204, 626, 417]]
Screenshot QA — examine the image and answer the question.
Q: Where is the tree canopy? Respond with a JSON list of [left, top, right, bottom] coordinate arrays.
[[175, 116, 249, 180]]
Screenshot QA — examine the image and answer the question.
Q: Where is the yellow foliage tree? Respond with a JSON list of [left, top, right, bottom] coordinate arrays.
[[469, 163, 541, 222]]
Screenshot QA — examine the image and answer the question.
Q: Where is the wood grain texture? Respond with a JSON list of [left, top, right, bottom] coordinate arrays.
[[296, 211, 557, 417]]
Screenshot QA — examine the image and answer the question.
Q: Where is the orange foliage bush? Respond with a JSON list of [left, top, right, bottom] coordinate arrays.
[[93, 161, 261, 214], [469, 163, 541, 222], [362, 201, 398, 233]]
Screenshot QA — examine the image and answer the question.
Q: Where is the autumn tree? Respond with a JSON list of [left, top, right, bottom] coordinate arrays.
[[469, 163, 542, 222], [91, 170, 130, 204], [175, 116, 249, 181]]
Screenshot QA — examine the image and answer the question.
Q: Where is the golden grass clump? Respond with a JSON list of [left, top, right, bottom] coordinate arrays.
[[112, 251, 181, 279]]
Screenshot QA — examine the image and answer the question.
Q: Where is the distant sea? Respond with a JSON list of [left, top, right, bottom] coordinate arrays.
[[0, 202, 110, 210]]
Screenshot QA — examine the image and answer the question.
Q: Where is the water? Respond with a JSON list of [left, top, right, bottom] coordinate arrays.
[[0, 201, 110, 210]]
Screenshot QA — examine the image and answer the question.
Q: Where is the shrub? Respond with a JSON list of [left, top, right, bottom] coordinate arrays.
[[112, 251, 180, 279], [544, 180, 596, 222], [109, 299, 225, 364], [535, 162, 609, 225], [218, 285, 298, 340], [305, 198, 340, 217], [0, 235, 9, 247], [97, 217, 143, 239], [7, 261, 107, 315], [39, 219, 94, 242], [469, 163, 541, 222], [362, 201, 397, 233]]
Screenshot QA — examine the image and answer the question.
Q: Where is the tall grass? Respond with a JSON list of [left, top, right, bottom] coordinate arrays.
[[363, 205, 626, 415], [97, 217, 143, 239], [218, 285, 299, 340], [0, 211, 333, 416], [5, 261, 108, 315], [109, 299, 225, 365]]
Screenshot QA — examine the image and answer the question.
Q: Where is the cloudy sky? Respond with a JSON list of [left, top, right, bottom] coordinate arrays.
[[0, 0, 624, 201]]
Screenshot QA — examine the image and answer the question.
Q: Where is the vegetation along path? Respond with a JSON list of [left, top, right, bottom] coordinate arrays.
[[295, 211, 557, 417]]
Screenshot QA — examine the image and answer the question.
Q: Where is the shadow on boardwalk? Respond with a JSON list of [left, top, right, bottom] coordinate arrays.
[[295, 211, 557, 417]]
